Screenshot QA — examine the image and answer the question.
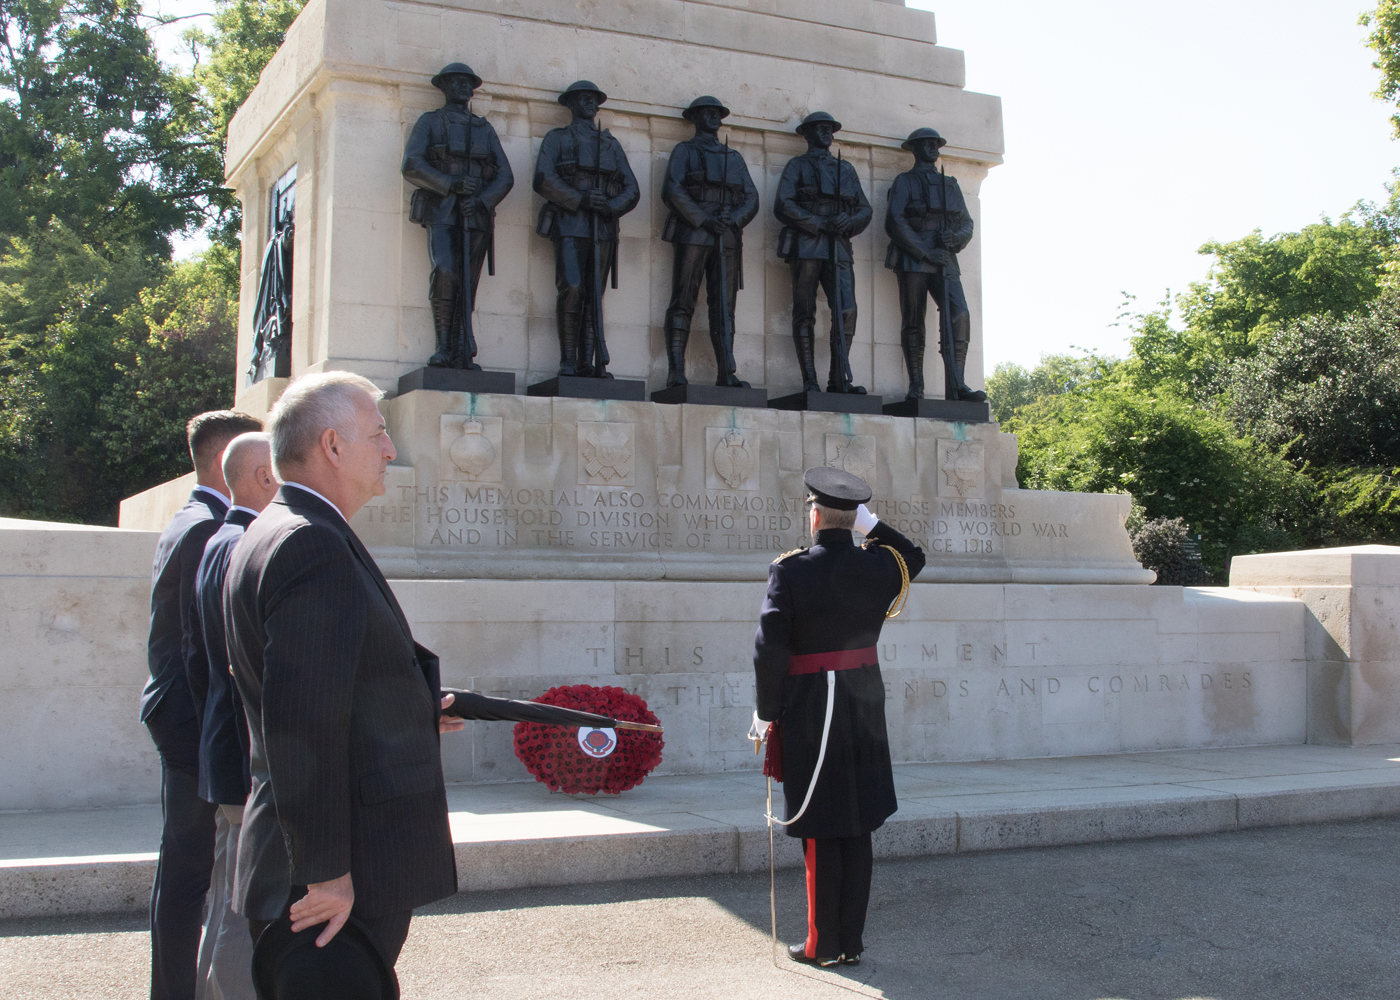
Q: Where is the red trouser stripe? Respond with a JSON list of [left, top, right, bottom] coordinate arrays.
[[804, 838, 818, 958]]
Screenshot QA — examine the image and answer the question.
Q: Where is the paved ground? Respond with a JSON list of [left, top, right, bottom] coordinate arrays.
[[3, 817, 1398, 1000]]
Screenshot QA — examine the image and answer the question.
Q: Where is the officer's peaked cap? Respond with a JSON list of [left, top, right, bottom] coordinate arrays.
[[796, 111, 842, 136], [252, 915, 398, 1000], [559, 80, 608, 105], [683, 95, 730, 121], [902, 127, 948, 151], [804, 467, 871, 511], [431, 62, 482, 91]]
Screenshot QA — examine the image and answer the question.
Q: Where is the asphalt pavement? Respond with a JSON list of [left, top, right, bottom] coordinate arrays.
[[3, 817, 1397, 999]]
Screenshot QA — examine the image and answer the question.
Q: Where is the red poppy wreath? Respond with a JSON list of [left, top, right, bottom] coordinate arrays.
[[513, 684, 664, 794]]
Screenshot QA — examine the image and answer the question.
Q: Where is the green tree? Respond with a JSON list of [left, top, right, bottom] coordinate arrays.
[[985, 352, 1119, 423], [1363, 0, 1400, 138], [1220, 293, 1400, 468], [187, 0, 307, 246], [1011, 388, 1319, 572]]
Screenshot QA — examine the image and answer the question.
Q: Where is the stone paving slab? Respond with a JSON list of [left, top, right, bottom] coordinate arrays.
[[3, 743, 1399, 918]]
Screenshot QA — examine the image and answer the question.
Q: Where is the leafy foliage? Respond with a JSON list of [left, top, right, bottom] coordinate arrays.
[[985, 352, 1119, 424], [1363, 0, 1400, 139], [1010, 387, 1319, 573], [1220, 294, 1400, 468], [1312, 465, 1400, 545], [1130, 517, 1213, 586]]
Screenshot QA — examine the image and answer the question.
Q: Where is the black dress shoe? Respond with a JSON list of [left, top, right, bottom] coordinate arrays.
[[788, 943, 842, 968], [842, 953, 861, 966]]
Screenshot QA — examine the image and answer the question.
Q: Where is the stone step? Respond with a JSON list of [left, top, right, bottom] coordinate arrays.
[[5, 743, 1400, 919]]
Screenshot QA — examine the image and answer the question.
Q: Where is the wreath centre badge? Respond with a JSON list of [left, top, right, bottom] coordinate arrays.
[[577, 727, 618, 759]]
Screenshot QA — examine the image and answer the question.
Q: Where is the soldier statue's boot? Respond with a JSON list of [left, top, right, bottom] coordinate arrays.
[[902, 333, 925, 401], [557, 313, 580, 377], [709, 328, 750, 388], [428, 297, 455, 367], [793, 327, 821, 393], [664, 323, 689, 388], [826, 334, 867, 395], [951, 340, 987, 402], [578, 316, 613, 379]]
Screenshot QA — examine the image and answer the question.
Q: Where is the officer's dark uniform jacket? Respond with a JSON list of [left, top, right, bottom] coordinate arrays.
[[402, 106, 513, 233], [753, 522, 925, 840], [661, 135, 759, 258], [533, 120, 640, 242], [884, 165, 973, 276], [774, 151, 872, 264]]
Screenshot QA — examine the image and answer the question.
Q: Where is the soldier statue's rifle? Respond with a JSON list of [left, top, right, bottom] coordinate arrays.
[[715, 138, 738, 378], [829, 150, 854, 390], [936, 164, 957, 397], [590, 120, 611, 376], [458, 110, 477, 367]]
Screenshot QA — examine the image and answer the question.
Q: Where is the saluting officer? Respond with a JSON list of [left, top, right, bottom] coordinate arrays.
[[774, 112, 873, 395], [885, 127, 985, 402], [660, 95, 759, 389], [751, 467, 925, 967], [402, 63, 514, 369], [534, 80, 640, 379]]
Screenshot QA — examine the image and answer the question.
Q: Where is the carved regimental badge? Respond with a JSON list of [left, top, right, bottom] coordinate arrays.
[[824, 433, 876, 484], [706, 427, 759, 491], [439, 414, 504, 483], [577, 421, 635, 486], [936, 439, 986, 498]]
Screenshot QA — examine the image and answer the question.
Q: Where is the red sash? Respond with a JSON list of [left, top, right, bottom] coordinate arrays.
[[786, 646, 878, 676]]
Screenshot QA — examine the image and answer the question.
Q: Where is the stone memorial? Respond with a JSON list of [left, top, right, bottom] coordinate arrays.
[[3, 0, 1347, 808]]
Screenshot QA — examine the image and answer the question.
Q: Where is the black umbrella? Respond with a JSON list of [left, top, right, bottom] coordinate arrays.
[[440, 688, 663, 733]]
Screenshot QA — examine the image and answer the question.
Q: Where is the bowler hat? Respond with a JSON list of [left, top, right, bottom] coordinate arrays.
[[558, 80, 608, 105], [251, 916, 399, 1000], [796, 111, 842, 136], [901, 127, 947, 151], [804, 467, 871, 511], [430, 62, 482, 91], [682, 95, 730, 121]]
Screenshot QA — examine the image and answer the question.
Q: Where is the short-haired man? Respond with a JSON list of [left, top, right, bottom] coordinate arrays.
[[224, 372, 464, 986], [752, 467, 925, 967], [187, 433, 279, 999], [142, 409, 263, 1000]]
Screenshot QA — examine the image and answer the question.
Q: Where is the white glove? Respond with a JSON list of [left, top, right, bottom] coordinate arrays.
[[748, 711, 771, 744], [853, 503, 879, 536]]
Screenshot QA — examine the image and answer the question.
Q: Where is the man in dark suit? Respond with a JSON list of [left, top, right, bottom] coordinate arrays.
[[224, 372, 466, 982], [142, 409, 263, 1000], [187, 432, 279, 999], [752, 467, 924, 968]]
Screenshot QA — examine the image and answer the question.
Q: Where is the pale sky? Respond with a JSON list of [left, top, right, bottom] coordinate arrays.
[[911, 0, 1398, 370], [144, 0, 1397, 371]]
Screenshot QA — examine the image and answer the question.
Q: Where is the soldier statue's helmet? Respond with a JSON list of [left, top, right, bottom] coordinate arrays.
[[901, 127, 948, 151], [803, 466, 872, 511], [682, 95, 730, 121], [795, 111, 842, 136], [430, 62, 483, 91], [558, 80, 608, 106]]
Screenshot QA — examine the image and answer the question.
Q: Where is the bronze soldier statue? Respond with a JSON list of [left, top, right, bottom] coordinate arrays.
[[660, 96, 759, 388], [774, 112, 873, 395], [884, 127, 985, 402], [534, 80, 640, 379], [402, 63, 514, 370]]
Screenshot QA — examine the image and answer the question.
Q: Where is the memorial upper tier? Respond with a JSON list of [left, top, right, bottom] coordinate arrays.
[[223, 0, 1005, 404]]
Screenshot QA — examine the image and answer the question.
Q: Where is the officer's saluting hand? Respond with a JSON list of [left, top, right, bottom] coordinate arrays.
[[752, 467, 924, 969]]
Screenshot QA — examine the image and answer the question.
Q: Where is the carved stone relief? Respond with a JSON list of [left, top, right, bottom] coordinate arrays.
[[937, 439, 986, 498], [705, 427, 759, 492], [824, 433, 876, 484], [577, 421, 636, 486], [440, 415, 504, 483]]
